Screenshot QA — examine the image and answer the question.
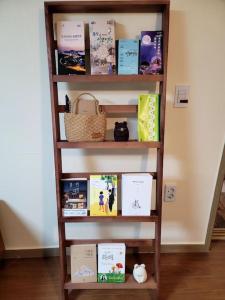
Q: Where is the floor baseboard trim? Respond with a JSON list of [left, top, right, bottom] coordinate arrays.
[[3, 243, 208, 259]]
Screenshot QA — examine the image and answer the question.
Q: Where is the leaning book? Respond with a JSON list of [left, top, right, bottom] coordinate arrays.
[[61, 178, 88, 217], [71, 244, 97, 283], [89, 19, 116, 75], [122, 173, 152, 216], [118, 39, 139, 75], [56, 21, 86, 75], [90, 175, 117, 216], [138, 94, 160, 142]]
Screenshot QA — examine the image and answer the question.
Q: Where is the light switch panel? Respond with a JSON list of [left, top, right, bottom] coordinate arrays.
[[174, 85, 190, 108]]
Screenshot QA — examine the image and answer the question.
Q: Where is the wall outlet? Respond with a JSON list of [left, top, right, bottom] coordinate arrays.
[[164, 185, 176, 202]]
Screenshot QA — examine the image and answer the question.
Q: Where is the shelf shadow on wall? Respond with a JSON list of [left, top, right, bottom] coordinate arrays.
[[0, 200, 40, 252]]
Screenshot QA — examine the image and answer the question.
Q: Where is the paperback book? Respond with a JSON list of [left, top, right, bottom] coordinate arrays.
[[61, 178, 87, 217], [138, 94, 160, 142], [89, 19, 116, 75], [56, 21, 86, 75], [90, 175, 117, 216], [118, 39, 139, 75], [71, 244, 97, 283], [98, 243, 126, 283], [122, 173, 152, 216], [139, 31, 163, 74]]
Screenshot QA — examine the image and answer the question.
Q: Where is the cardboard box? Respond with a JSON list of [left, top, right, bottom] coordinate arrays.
[[98, 243, 126, 283], [71, 244, 97, 283]]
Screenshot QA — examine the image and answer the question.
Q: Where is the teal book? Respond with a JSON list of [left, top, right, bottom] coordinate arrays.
[[118, 39, 139, 75]]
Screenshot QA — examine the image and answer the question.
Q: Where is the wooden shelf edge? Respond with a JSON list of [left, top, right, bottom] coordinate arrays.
[[61, 171, 157, 180], [52, 74, 164, 83], [61, 210, 158, 223], [64, 273, 157, 290], [57, 140, 161, 149], [65, 239, 154, 247]]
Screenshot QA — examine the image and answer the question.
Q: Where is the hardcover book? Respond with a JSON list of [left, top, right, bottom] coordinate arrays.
[[61, 178, 87, 217], [122, 173, 152, 216], [90, 175, 117, 216], [71, 244, 97, 283], [98, 243, 126, 283], [56, 21, 86, 75], [138, 94, 160, 142], [118, 39, 139, 75], [139, 31, 163, 74], [89, 19, 116, 75]]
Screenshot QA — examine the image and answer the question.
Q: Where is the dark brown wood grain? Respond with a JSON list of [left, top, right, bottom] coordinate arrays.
[[44, 1, 170, 299], [1, 242, 225, 300], [53, 74, 164, 83], [56, 140, 161, 149], [61, 210, 158, 223], [45, 1, 169, 13]]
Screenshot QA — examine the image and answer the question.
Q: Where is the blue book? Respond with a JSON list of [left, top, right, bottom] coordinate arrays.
[[118, 39, 139, 75]]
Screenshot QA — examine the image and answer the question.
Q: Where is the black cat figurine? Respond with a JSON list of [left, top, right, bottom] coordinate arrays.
[[114, 121, 129, 142]]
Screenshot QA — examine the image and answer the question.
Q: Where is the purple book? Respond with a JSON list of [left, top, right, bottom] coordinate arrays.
[[139, 31, 163, 75]]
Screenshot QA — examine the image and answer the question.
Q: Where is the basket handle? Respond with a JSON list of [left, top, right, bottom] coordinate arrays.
[[71, 93, 101, 115]]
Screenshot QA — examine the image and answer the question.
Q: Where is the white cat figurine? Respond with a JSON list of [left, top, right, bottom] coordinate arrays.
[[133, 264, 147, 283]]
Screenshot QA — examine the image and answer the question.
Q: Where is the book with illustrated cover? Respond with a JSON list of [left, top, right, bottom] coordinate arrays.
[[56, 21, 86, 75], [89, 19, 116, 75], [118, 39, 139, 75], [61, 178, 87, 217], [122, 173, 152, 216], [138, 94, 160, 142], [71, 244, 97, 283], [90, 175, 117, 216], [139, 31, 163, 74], [98, 243, 125, 283]]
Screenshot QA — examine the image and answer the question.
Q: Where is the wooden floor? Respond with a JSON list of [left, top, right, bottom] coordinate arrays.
[[0, 241, 225, 300]]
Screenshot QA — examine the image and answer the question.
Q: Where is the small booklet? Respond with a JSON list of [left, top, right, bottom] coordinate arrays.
[[61, 178, 88, 217], [71, 244, 97, 283], [122, 173, 152, 216]]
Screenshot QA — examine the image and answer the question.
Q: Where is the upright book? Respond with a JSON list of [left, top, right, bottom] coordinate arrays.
[[61, 178, 87, 217], [118, 39, 139, 75], [90, 175, 117, 216], [122, 173, 152, 216], [138, 94, 160, 142], [139, 31, 163, 74], [71, 244, 97, 283], [89, 19, 116, 75], [98, 243, 126, 283], [56, 21, 86, 75]]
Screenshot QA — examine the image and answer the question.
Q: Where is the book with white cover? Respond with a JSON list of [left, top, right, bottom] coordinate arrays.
[[122, 173, 152, 216]]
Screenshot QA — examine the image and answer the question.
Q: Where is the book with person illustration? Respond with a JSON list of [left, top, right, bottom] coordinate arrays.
[[90, 175, 117, 216]]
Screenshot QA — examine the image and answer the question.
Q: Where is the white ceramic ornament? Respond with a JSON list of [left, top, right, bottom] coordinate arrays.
[[133, 264, 147, 284]]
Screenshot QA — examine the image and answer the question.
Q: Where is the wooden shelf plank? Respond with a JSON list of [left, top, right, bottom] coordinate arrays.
[[61, 171, 157, 180], [65, 239, 154, 248], [58, 104, 138, 117], [46, 1, 169, 14], [64, 273, 157, 290], [61, 210, 158, 223], [57, 140, 161, 149], [52, 74, 164, 83]]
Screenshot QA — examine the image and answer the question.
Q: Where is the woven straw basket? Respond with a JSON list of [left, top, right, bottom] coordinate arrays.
[[64, 93, 106, 142]]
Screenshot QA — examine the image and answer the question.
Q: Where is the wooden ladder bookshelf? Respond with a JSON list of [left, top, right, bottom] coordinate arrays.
[[44, 1, 170, 299]]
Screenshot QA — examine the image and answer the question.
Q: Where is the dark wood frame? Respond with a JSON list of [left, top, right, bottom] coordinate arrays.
[[44, 1, 170, 299]]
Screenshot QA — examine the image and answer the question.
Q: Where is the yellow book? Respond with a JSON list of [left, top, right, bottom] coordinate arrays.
[[90, 175, 117, 216]]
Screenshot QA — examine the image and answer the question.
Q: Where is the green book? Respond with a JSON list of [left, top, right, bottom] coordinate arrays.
[[138, 94, 160, 142]]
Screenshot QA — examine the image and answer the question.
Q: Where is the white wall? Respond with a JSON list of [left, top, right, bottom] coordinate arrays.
[[0, 0, 224, 250]]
